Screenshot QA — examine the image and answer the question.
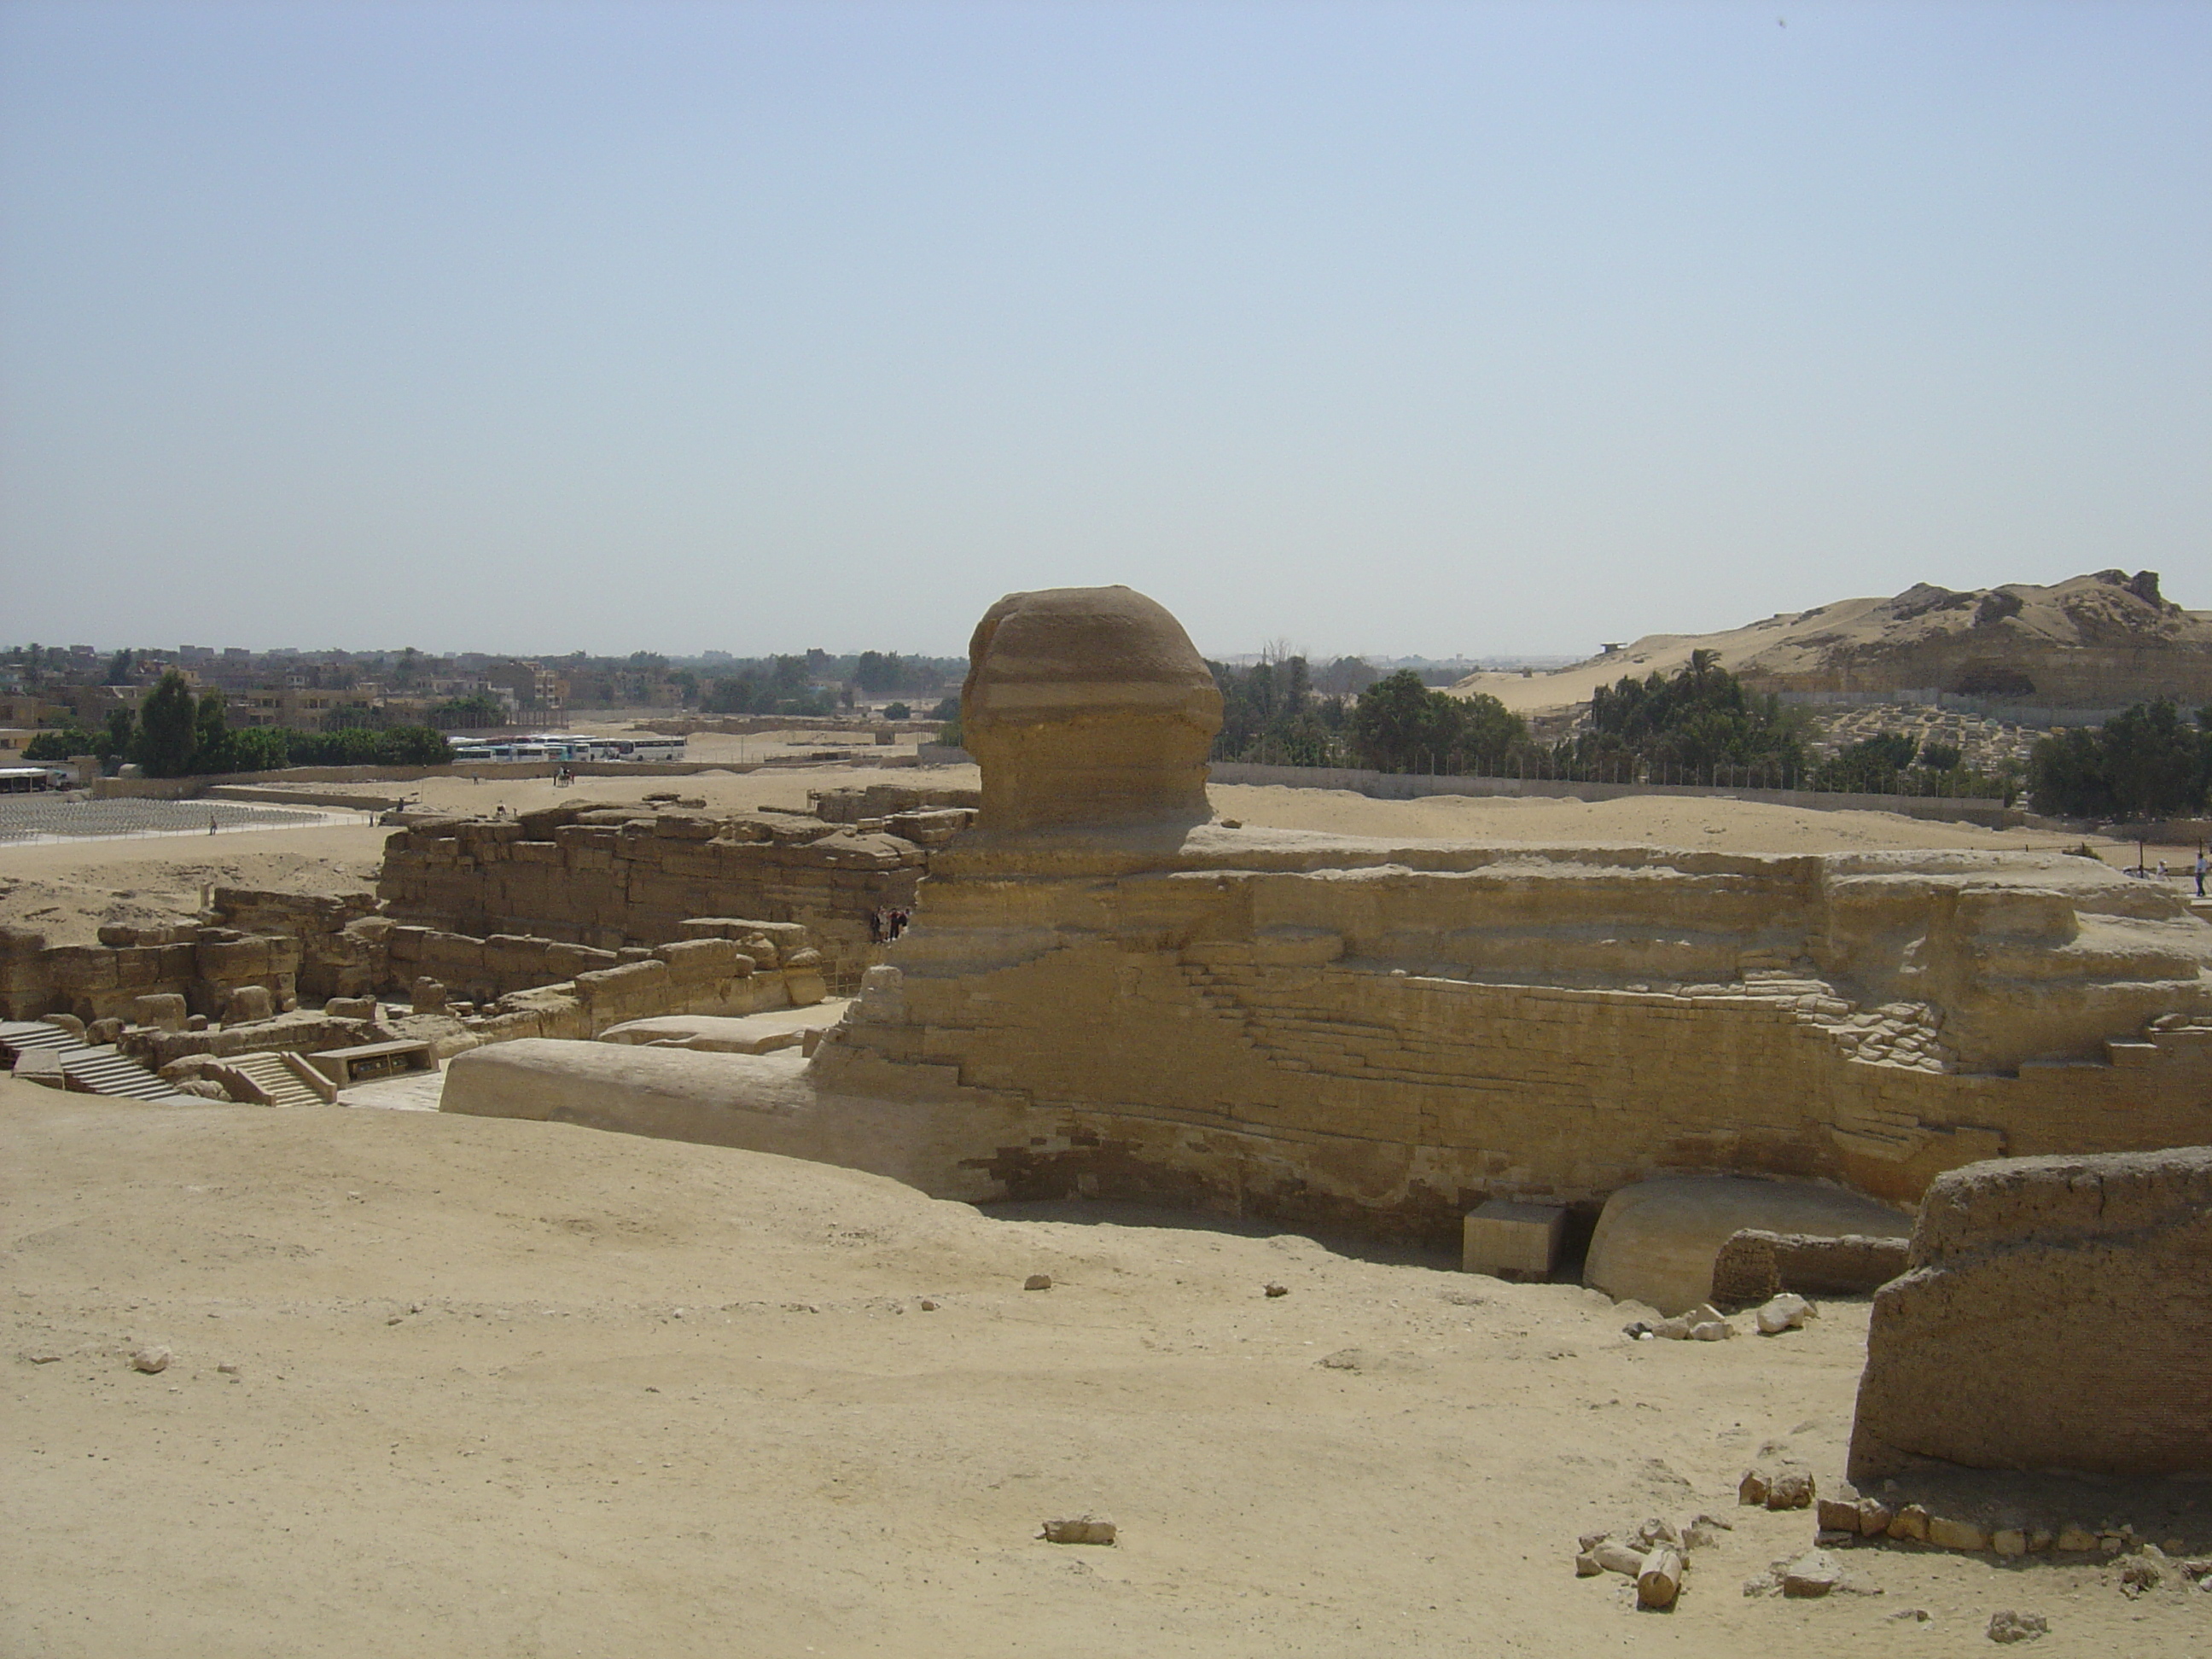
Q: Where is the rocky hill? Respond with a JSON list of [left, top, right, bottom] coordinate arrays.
[[1455, 570, 2212, 715]]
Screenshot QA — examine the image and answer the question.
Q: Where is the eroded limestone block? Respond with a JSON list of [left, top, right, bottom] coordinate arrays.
[[1462, 1199, 1565, 1280], [962, 585, 1223, 832], [1584, 1177, 1912, 1315], [131, 993, 188, 1033], [1848, 1146, 2212, 1481]]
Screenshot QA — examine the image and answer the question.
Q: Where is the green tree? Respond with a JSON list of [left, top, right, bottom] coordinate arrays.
[[132, 671, 201, 777], [1353, 671, 1469, 771], [194, 690, 233, 771], [104, 707, 136, 761], [2026, 700, 2211, 818], [22, 729, 89, 761], [104, 649, 134, 685], [883, 701, 911, 721]]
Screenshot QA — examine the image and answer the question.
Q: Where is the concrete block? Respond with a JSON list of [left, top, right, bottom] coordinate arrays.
[[1462, 1199, 1565, 1279]]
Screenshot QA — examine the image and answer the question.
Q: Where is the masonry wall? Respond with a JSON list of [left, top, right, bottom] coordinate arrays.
[[1848, 1147, 2212, 1480], [813, 834, 2212, 1241], [377, 806, 926, 990]]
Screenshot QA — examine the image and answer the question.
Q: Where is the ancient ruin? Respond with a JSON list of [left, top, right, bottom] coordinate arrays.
[[1848, 1145, 2212, 1481], [443, 585, 2212, 1251]]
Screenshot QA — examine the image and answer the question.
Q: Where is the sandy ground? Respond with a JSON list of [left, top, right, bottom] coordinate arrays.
[[3, 766, 2202, 946], [8, 1082, 2203, 1657], [0, 826, 388, 946]]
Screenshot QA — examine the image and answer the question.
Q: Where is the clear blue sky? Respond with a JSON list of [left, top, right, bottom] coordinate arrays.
[[3, 1, 2205, 659]]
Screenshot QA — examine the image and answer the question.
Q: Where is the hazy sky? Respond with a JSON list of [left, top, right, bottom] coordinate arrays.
[[3, 2, 2206, 660]]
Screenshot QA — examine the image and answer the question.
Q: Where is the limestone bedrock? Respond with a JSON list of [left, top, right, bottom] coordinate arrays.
[[1582, 1176, 1910, 1314], [961, 585, 1223, 834], [444, 586, 2212, 1248]]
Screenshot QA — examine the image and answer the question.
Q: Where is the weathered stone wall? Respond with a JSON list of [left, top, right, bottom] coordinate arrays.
[[1709, 1229, 1912, 1305], [0, 921, 303, 1022], [377, 804, 926, 990], [811, 834, 2212, 1240], [1848, 1147, 2212, 1481]]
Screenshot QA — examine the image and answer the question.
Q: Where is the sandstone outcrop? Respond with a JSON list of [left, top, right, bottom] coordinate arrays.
[[961, 585, 1222, 833], [1848, 1146, 2212, 1481]]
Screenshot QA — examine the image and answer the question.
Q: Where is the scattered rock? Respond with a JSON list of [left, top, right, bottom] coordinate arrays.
[[26, 1351, 63, 1365], [1928, 1515, 1990, 1551], [1817, 1496, 1863, 1534], [1023, 1274, 1052, 1291], [1683, 1513, 1733, 1551], [1815, 1529, 1856, 1548], [1263, 1283, 1288, 1298], [1888, 1502, 1930, 1541], [1591, 1540, 1647, 1577], [1754, 1292, 1816, 1335], [1651, 1303, 1735, 1341], [1574, 1552, 1604, 1577], [1888, 1607, 1933, 1624], [1992, 1528, 2028, 1557], [918, 1299, 940, 1312], [1637, 1546, 1684, 1610], [1858, 1497, 1893, 1537], [1318, 1348, 1364, 1371], [2117, 1554, 2163, 1597], [216, 1362, 240, 1375], [2055, 1524, 2098, 1551], [1765, 1465, 1815, 1511], [1041, 1515, 1115, 1545], [1986, 1610, 2048, 1644], [1781, 1549, 1843, 1597], [1738, 1467, 1770, 1506], [1630, 1517, 1682, 1552], [129, 1346, 171, 1374]]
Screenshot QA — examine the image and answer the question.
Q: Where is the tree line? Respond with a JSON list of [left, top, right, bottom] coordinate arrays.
[[23, 671, 451, 777], [2027, 701, 2212, 820]]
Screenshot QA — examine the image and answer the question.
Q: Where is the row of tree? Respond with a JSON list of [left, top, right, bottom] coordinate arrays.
[[2027, 701, 2212, 820], [23, 671, 451, 777]]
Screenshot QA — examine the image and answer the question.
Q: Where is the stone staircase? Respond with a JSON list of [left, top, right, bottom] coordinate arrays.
[[221, 1051, 335, 1109], [0, 1020, 196, 1103]]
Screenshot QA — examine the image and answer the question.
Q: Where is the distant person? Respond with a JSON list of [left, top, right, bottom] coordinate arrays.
[[867, 910, 883, 946], [2197, 851, 2209, 898], [208, 812, 218, 835]]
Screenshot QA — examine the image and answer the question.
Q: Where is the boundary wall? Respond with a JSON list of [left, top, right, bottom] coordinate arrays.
[[1206, 760, 2019, 827]]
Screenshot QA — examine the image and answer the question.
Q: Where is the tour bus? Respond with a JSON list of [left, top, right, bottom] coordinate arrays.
[[0, 765, 71, 794]]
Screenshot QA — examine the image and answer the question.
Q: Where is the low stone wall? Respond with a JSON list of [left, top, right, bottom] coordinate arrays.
[[1709, 1228, 1912, 1305], [1206, 761, 2020, 829], [377, 803, 926, 991], [0, 920, 303, 1022], [1848, 1147, 2212, 1481]]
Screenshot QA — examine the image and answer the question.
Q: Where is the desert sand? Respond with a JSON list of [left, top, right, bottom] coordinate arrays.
[[4, 763, 2190, 952], [7, 1080, 2196, 1657]]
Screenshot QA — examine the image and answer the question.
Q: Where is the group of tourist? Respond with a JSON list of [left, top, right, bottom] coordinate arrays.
[[867, 907, 912, 945]]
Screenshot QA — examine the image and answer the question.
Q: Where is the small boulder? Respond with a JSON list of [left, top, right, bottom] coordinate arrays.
[[1754, 1292, 1815, 1335], [1986, 1610, 2048, 1644], [129, 1346, 171, 1374], [1023, 1274, 1052, 1291], [1263, 1283, 1288, 1298], [1041, 1516, 1115, 1545], [1765, 1465, 1816, 1511], [1928, 1515, 1990, 1551], [1781, 1550, 1842, 1597]]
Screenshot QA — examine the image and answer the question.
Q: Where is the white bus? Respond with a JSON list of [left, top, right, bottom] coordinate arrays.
[[0, 765, 71, 794]]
